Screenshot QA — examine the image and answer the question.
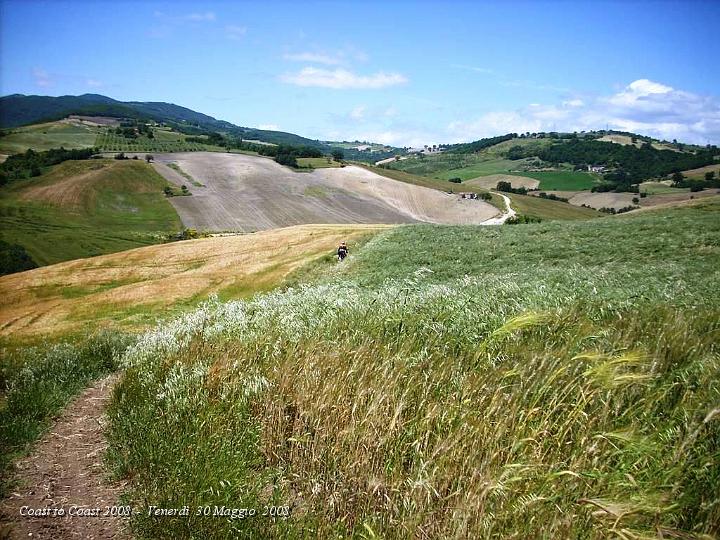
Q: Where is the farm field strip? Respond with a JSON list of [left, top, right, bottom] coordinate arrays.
[[0, 224, 388, 337]]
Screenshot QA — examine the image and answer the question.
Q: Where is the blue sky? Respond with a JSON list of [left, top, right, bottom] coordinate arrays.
[[2, 0, 719, 146]]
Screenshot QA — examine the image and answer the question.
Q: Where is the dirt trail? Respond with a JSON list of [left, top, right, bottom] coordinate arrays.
[[0, 374, 130, 539], [482, 192, 516, 225]]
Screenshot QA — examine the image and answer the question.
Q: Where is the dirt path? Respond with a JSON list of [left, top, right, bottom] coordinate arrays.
[[0, 374, 131, 539], [482, 192, 516, 225]]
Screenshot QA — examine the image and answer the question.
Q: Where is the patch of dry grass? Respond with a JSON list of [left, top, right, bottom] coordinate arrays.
[[0, 224, 388, 338]]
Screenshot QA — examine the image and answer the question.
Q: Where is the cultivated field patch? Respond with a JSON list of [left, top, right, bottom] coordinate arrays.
[[151, 152, 499, 231], [0, 119, 100, 154], [465, 174, 539, 190], [568, 191, 637, 210]]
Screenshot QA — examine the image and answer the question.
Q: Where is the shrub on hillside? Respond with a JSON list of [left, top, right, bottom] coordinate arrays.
[[275, 153, 298, 168], [0, 240, 38, 275], [505, 214, 542, 224]]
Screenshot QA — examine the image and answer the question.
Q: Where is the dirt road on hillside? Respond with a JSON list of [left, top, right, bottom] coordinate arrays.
[[0, 374, 130, 540], [482, 192, 516, 225]]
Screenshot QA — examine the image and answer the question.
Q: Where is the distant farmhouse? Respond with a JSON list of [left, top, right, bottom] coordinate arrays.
[[406, 144, 443, 155], [588, 165, 606, 173]]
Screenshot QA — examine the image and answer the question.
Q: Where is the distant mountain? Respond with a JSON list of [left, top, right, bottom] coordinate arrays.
[[0, 93, 325, 148]]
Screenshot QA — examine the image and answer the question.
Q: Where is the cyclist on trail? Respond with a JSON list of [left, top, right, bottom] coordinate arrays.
[[337, 241, 349, 261]]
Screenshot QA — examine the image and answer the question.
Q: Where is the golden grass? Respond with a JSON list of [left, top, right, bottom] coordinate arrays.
[[0, 224, 390, 338]]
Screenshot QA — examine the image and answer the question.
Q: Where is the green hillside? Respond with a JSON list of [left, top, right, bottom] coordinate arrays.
[[103, 197, 719, 539], [0, 159, 181, 265], [0, 94, 329, 150], [0, 121, 100, 154], [387, 132, 719, 189]]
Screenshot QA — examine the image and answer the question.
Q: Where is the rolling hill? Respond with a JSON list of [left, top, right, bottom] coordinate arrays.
[[0, 94, 403, 156], [0, 151, 502, 273], [149, 152, 500, 231], [56, 197, 720, 538], [0, 159, 182, 267], [0, 224, 387, 338]]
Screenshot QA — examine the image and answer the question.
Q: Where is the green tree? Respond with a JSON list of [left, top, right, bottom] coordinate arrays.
[[331, 150, 344, 161], [671, 172, 685, 186], [496, 180, 512, 192]]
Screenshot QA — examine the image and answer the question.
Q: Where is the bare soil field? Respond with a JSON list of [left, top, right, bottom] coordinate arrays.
[[568, 191, 637, 210], [0, 224, 389, 337], [151, 152, 498, 231], [67, 115, 120, 126], [464, 174, 540, 190], [548, 187, 719, 211], [639, 188, 720, 207]]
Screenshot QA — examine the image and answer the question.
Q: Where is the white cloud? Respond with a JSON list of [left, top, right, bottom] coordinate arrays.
[[452, 64, 494, 74], [281, 67, 407, 89], [350, 106, 366, 119], [284, 52, 342, 65], [225, 25, 247, 40], [184, 12, 216, 22], [447, 79, 720, 145], [607, 79, 672, 107], [33, 68, 51, 88]]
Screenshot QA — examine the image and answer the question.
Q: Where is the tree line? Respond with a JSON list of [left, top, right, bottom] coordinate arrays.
[[448, 134, 516, 154], [0, 147, 97, 186], [538, 139, 718, 184], [186, 131, 336, 168]]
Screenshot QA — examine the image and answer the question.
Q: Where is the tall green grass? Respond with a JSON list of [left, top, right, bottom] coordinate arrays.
[[107, 199, 720, 538]]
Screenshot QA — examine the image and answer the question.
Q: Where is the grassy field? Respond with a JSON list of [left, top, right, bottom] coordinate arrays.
[[392, 155, 527, 180], [0, 121, 100, 154], [521, 170, 599, 190], [0, 159, 182, 266], [166, 162, 203, 186], [106, 197, 720, 538], [510, 191, 602, 219], [640, 181, 690, 194], [296, 157, 342, 168]]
